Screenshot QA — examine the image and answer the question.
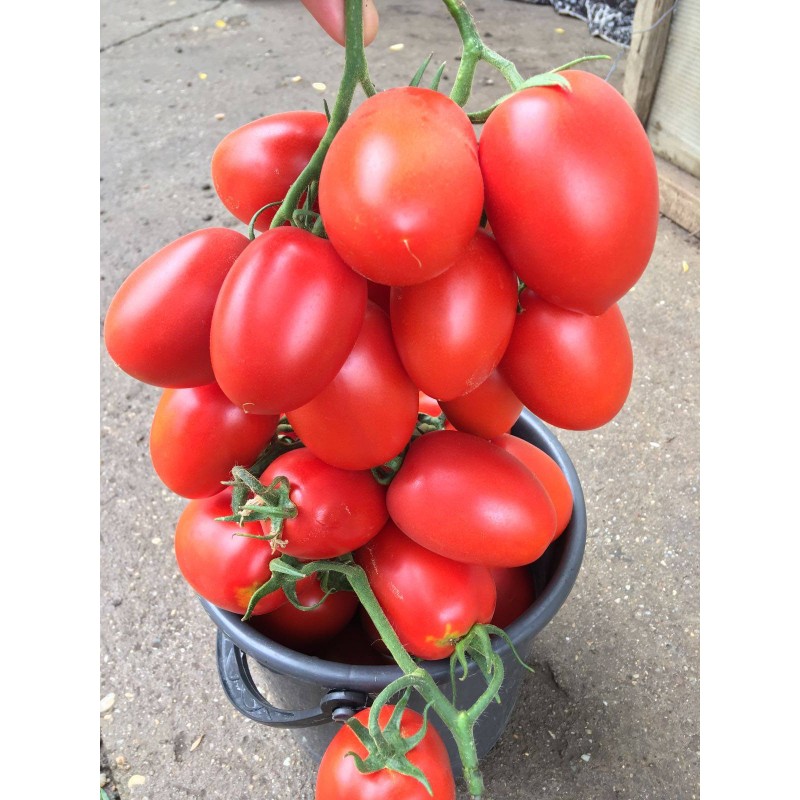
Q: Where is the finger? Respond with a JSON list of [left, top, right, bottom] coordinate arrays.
[[300, 0, 379, 47]]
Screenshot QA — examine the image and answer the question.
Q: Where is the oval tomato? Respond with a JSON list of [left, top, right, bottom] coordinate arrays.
[[479, 70, 659, 315], [211, 111, 328, 231], [173, 488, 287, 616], [386, 430, 556, 567], [492, 433, 573, 537], [315, 618, 390, 666], [499, 289, 633, 430], [248, 574, 359, 653], [439, 367, 522, 439], [287, 303, 418, 470], [149, 382, 278, 499], [104, 228, 249, 388], [319, 86, 484, 286], [210, 226, 367, 414], [257, 448, 388, 559], [355, 521, 496, 660], [489, 566, 536, 629], [316, 705, 456, 800], [390, 229, 518, 400]]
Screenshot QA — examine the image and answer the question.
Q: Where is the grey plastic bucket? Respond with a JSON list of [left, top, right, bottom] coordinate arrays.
[[199, 408, 586, 769]]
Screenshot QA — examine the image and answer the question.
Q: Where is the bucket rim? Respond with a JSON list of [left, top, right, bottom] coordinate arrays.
[[198, 408, 587, 693]]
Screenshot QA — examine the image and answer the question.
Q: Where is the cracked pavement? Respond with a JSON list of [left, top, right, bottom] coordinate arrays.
[[100, 1, 700, 798]]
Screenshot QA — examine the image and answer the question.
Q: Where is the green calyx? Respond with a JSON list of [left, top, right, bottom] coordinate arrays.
[[217, 466, 297, 547], [347, 688, 435, 795]]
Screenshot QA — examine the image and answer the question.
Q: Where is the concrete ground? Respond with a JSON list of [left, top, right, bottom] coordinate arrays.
[[100, 1, 700, 798]]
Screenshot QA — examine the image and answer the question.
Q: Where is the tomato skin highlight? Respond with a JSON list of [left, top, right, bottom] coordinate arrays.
[[355, 520, 496, 660], [287, 303, 419, 471], [319, 86, 484, 286], [210, 227, 367, 415], [104, 227, 249, 388], [390, 229, 518, 400], [173, 488, 287, 616], [149, 383, 278, 499], [315, 706, 456, 800], [247, 574, 359, 653], [386, 430, 557, 568], [439, 367, 522, 439], [258, 448, 388, 560], [492, 433, 573, 538], [479, 70, 659, 315], [499, 290, 633, 431], [211, 111, 328, 231]]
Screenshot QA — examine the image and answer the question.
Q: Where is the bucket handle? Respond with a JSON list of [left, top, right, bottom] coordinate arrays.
[[216, 631, 370, 727]]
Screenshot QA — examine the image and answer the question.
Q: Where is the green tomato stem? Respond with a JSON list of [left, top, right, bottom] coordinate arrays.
[[441, 0, 524, 107], [270, 0, 374, 230], [463, 629, 505, 726]]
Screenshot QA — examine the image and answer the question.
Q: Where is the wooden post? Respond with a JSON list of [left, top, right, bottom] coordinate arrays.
[[623, 0, 675, 125]]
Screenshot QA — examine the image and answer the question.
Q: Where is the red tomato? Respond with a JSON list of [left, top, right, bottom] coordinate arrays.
[[479, 70, 659, 315], [248, 574, 359, 653], [319, 87, 484, 286], [354, 520, 496, 661], [316, 705, 456, 800], [287, 303, 418, 470], [150, 383, 278, 499], [416, 393, 456, 431], [439, 367, 522, 439], [386, 430, 556, 567], [492, 433, 574, 537], [210, 227, 367, 414], [315, 618, 391, 666], [367, 280, 391, 314], [173, 488, 287, 616], [211, 111, 328, 231], [417, 392, 442, 418], [257, 448, 388, 559], [390, 229, 518, 400], [489, 566, 536, 629], [104, 228, 249, 388], [499, 290, 633, 430]]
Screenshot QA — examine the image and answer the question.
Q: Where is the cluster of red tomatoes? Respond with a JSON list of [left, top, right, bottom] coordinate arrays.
[[104, 66, 657, 798]]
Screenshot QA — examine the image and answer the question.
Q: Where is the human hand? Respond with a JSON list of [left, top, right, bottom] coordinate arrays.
[[299, 0, 379, 46]]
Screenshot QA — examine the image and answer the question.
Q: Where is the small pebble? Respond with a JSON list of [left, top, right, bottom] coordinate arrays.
[[100, 693, 115, 714], [214, 113, 225, 121], [128, 775, 146, 788], [581, 754, 591, 762]]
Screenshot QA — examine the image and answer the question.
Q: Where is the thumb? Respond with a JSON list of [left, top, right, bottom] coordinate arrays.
[[300, 0, 379, 47]]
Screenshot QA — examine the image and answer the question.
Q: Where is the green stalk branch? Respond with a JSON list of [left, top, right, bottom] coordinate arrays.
[[441, 0, 524, 107], [270, 0, 375, 230]]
